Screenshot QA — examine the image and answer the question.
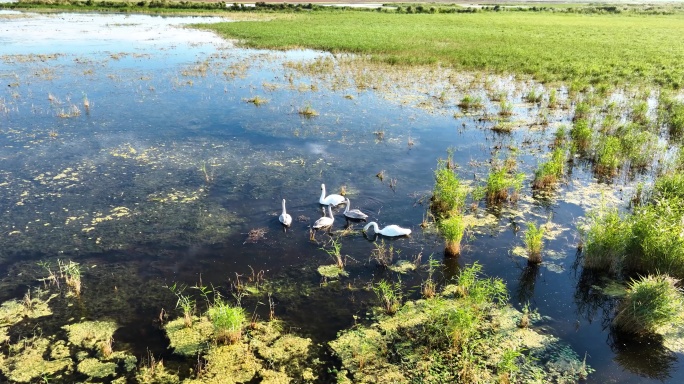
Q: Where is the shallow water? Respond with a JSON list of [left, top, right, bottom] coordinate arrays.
[[1, 9, 682, 383]]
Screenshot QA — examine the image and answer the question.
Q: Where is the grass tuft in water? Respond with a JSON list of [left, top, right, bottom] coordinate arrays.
[[439, 214, 466, 257], [613, 274, 684, 335], [524, 223, 544, 264], [580, 206, 629, 274], [207, 298, 247, 345], [532, 145, 567, 190], [373, 279, 402, 315], [570, 118, 592, 155], [431, 151, 467, 218]]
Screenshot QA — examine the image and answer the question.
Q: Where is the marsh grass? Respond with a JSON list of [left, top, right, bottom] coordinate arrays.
[[658, 92, 684, 140], [532, 145, 567, 190], [373, 280, 402, 315], [370, 239, 397, 268], [206, 298, 246, 344], [498, 98, 513, 117], [613, 274, 684, 335], [58, 259, 81, 296], [580, 207, 629, 274], [431, 153, 467, 218], [485, 165, 524, 204], [524, 223, 544, 264], [595, 135, 623, 177], [321, 238, 344, 269], [570, 118, 592, 154], [201, 11, 684, 89], [458, 94, 484, 111], [439, 214, 466, 257], [168, 283, 195, 328]]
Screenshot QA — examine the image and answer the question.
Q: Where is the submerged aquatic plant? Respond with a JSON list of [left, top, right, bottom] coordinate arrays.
[[370, 239, 397, 268], [613, 274, 684, 335]]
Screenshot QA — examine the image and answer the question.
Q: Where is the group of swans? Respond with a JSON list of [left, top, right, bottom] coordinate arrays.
[[279, 183, 411, 238]]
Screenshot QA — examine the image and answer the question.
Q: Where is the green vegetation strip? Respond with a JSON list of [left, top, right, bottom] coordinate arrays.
[[199, 11, 684, 88]]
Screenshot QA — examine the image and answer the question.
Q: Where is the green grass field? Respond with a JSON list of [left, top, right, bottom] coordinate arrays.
[[200, 10, 684, 88]]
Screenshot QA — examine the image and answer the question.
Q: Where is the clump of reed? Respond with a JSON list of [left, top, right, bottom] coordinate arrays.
[[594, 135, 622, 177], [498, 98, 513, 117], [613, 274, 684, 335], [525, 89, 543, 104], [524, 223, 544, 264], [580, 207, 629, 274], [58, 259, 82, 296], [439, 214, 466, 257], [167, 283, 195, 328], [485, 163, 524, 204], [207, 298, 247, 344], [570, 118, 592, 154], [431, 152, 467, 218], [373, 280, 402, 315], [532, 145, 567, 190], [370, 239, 397, 268], [626, 196, 684, 277], [658, 92, 684, 141], [458, 94, 484, 111]]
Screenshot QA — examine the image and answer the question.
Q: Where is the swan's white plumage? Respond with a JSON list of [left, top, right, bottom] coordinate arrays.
[[279, 199, 292, 227], [313, 205, 334, 229], [319, 184, 345, 206], [362, 221, 411, 237], [343, 198, 368, 220]]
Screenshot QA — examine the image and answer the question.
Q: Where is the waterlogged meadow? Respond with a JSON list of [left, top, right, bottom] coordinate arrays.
[[1, 4, 684, 383]]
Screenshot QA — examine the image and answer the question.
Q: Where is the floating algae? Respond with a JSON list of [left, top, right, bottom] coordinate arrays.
[[0, 336, 72, 383], [63, 320, 118, 351], [330, 281, 591, 383], [165, 316, 214, 357], [77, 357, 117, 378], [317, 264, 348, 279]]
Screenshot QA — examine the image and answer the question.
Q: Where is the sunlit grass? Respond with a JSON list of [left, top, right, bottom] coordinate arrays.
[[613, 274, 684, 335], [199, 11, 684, 88]]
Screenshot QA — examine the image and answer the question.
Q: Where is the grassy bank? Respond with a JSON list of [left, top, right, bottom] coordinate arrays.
[[200, 10, 684, 88]]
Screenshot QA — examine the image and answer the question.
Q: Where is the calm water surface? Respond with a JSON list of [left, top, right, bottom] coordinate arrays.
[[0, 10, 681, 383]]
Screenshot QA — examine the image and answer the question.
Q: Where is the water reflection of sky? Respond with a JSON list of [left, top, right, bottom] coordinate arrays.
[[1, 10, 682, 384]]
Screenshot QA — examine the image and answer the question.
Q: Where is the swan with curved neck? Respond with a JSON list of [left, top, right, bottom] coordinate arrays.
[[343, 198, 368, 220], [313, 205, 334, 229], [279, 199, 292, 227], [362, 222, 411, 237], [319, 184, 345, 206]]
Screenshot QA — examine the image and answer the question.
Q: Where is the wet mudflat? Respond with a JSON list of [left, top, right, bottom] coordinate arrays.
[[1, 9, 683, 383]]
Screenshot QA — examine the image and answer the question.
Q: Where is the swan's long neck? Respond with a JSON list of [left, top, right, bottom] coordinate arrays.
[[320, 185, 326, 202], [364, 222, 379, 233], [327, 205, 334, 218], [281, 199, 287, 215], [344, 199, 350, 213]]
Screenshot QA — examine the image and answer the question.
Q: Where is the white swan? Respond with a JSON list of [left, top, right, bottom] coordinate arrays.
[[319, 184, 345, 206], [279, 199, 292, 227], [343, 198, 368, 221], [363, 222, 411, 237], [313, 205, 334, 229]]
